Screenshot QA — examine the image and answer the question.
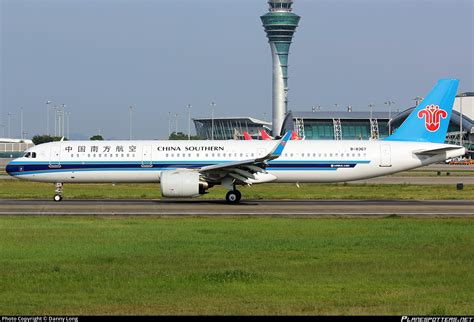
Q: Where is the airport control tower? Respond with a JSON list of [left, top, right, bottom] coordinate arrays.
[[261, 0, 300, 136]]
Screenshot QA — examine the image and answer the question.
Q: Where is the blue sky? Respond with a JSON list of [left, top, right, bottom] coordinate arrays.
[[1, 0, 472, 139]]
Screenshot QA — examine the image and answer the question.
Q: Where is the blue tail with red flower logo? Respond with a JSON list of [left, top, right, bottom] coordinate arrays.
[[384, 79, 458, 143]]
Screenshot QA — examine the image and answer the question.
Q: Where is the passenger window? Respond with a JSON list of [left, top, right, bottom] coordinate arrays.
[[197, 153, 199, 157]]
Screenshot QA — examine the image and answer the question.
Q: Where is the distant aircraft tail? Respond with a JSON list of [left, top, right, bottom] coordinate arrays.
[[384, 79, 458, 143], [260, 129, 273, 140], [291, 131, 301, 141], [243, 131, 253, 141]]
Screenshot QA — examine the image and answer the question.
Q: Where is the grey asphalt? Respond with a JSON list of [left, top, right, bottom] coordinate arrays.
[[0, 199, 473, 217]]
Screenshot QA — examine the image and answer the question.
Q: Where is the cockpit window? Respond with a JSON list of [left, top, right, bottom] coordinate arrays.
[[23, 152, 36, 158]]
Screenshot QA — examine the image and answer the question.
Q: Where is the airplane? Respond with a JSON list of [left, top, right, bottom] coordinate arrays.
[[243, 131, 253, 141], [6, 79, 467, 203], [260, 129, 273, 140], [259, 129, 301, 141]]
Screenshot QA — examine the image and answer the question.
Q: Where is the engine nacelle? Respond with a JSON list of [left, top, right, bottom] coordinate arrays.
[[160, 170, 202, 198]]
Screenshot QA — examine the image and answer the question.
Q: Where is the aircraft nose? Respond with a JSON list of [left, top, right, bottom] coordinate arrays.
[[5, 161, 16, 176]]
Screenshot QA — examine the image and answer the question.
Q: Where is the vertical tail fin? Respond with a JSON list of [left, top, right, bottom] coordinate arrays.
[[243, 131, 253, 140], [260, 129, 273, 140], [384, 79, 458, 143]]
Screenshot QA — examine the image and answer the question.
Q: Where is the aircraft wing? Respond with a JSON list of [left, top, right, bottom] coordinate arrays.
[[198, 131, 292, 184]]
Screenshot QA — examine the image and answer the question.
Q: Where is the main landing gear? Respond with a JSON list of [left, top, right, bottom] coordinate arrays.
[[54, 183, 63, 202], [225, 190, 241, 204]]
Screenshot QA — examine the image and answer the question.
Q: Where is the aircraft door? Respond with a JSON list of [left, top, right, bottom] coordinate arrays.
[[49, 146, 61, 168], [379, 144, 392, 167], [142, 145, 153, 167]]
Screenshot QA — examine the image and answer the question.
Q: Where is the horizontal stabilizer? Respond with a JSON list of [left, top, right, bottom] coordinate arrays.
[[414, 146, 465, 155]]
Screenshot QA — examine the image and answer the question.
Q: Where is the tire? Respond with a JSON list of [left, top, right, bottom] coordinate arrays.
[[53, 195, 62, 202], [226, 190, 241, 204]]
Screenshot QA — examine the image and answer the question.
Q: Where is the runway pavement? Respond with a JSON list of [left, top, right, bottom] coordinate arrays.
[[0, 199, 473, 217]]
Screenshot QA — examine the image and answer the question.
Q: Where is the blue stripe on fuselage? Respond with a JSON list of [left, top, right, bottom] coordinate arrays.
[[7, 160, 370, 176]]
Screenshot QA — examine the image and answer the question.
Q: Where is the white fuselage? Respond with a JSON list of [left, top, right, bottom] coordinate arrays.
[[7, 139, 466, 184]]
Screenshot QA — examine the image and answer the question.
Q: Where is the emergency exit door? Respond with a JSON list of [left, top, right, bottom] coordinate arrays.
[[142, 145, 153, 167], [49, 146, 61, 168]]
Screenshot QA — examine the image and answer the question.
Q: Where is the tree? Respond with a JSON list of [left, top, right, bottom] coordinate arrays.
[[168, 132, 203, 140], [32, 135, 63, 145], [90, 135, 104, 141]]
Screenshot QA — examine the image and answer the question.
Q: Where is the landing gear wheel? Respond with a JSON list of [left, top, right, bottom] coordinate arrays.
[[226, 190, 241, 204], [54, 183, 63, 202]]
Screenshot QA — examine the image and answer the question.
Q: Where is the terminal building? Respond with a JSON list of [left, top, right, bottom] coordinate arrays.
[[0, 138, 34, 158], [193, 117, 271, 140], [193, 93, 474, 157]]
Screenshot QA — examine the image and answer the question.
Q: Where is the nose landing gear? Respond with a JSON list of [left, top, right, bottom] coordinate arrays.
[[54, 183, 63, 202]]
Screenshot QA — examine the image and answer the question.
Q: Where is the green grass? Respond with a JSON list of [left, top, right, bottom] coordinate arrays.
[[0, 217, 473, 315], [0, 180, 473, 200]]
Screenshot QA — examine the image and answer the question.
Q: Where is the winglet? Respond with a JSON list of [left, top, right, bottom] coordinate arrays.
[[267, 131, 292, 160]]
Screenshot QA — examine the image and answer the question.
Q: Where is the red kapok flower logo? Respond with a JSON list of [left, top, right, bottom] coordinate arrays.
[[417, 104, 448, 132]]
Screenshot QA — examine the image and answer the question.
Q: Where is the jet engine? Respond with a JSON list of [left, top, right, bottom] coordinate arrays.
[[160, 170, 207, 198]]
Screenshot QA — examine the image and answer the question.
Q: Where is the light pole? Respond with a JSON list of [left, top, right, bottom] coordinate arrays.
[[459, 92, 465, 146], [52, 105, 59, 136], [413, 96, 423, 107], [384, 100, 395, 135], [128, 106, 133, 140], [20, 107, 24, 140], [186, 104, 192, 140], [66, 112, 71, 139], [60, 104, 66, 138], [7, 112, 12, 138], [46, 100, 52, 135], [210, 102, 216, 140], [368, 103, 375, 120], [168, 112, 172, 137], [174, 113, 179, 134]]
